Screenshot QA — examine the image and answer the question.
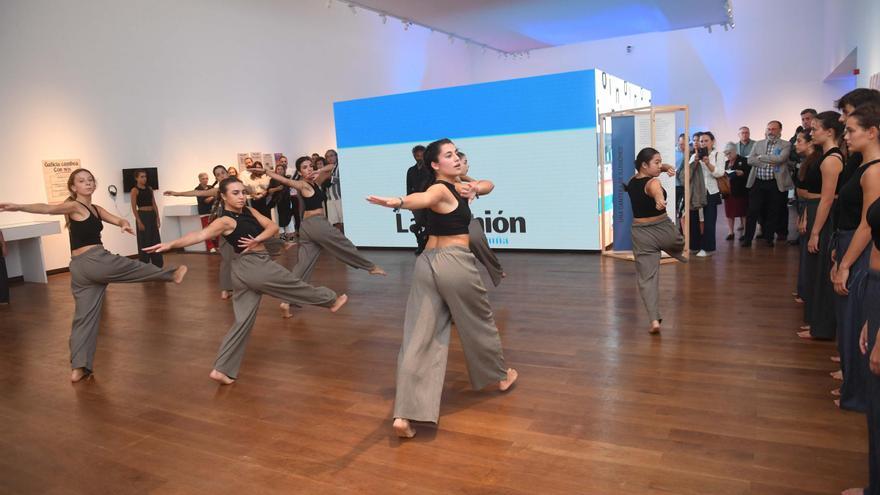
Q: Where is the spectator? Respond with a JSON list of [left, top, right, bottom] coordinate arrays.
[[743, 121, 792, 247], [688, 131, 725, 257], [722, 142, 750, 240], [195, 172, 217, 252], [0, 229, 7, 304], [324, 149, 344, 233], [736, 126, 756, 158], [405, 145, 430, 254]]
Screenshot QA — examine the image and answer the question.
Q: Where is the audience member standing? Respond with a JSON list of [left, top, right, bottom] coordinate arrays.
[[194, 172, 217, 253], [722, 142, 750, 240], [324, 149, 344, 233], [688, 132, 724, 257], [743, 121, 792, 247], [405, 145, 431, 254], [736, 126, 756, 158]]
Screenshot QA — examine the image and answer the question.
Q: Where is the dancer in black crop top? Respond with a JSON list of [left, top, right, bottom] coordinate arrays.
[[145, 177, 347, 385], [623, 147, 686, 336], [258, 157, 385, 293], [368, 138, 517, 439], [130, 169, 164, 268], [0, 168, 187, 382]]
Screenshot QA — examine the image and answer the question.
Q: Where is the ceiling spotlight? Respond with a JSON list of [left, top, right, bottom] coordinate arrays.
[[348, 3, 356, 14], [380, 13, 387, 24], [706, 25, 712, 33], [723, 23, 728, 31], [730, 21, 735, 29], [402, 20, 410, 30]]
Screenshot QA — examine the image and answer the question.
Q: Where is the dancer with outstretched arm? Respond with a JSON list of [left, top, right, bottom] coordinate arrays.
[[145, 177, 347, 384], [367, 138, 517, 438], [0, 168, 188, 382]]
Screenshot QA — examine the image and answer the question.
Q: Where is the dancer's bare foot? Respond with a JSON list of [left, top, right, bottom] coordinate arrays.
[[209, 369, 235, 385], [220, 290, 231, 300], [282, 241, 296, 251], [794, 296, 804, 303], [842, 488, 865, 495], [393, 418, 416, 438], [369, 266, 387, 276], [649, 320, 661, 335], [173, 265, 188, 284], [831, 388, 841, 396], [796, 330, 813, 339], [834, 399, 840, 408], [831, 356, 841, 363], [501, 272, 507, 278], [799, 324, 811, 330], [831, 370, 843, 380], [330, 294, 348, 313], [280, 303, 292, 319], [70, 368, 90, 383], [499, 368, 518, 391]]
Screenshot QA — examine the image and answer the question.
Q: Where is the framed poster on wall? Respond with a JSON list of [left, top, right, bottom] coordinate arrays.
[[41, 159, 81, 203]]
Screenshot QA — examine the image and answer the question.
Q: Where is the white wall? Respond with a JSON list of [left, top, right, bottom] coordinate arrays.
[[468, 0, 856, 146], [0, 0, 476, 270]]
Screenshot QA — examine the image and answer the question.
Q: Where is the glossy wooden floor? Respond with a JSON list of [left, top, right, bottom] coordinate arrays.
[[0, 239, 868, 494]]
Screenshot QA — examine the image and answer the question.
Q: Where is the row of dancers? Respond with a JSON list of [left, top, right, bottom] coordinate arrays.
[[0, 138, 516, 439]]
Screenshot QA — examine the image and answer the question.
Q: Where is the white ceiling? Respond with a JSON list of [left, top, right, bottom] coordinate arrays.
[[348, 0, 732, 53]]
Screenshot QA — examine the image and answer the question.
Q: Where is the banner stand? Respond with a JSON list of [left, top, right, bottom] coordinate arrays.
[[598, 105, 690, 263]]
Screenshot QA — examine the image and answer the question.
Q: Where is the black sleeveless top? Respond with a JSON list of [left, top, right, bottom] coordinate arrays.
[[135, 186, 154, 207], [868, 197, 880, 251], [68, 201, 104, 250], [221, 207, 263, 253], [803, 148, 843, 194], [426, 181, 471, 236], [837, 159, 880, 231], [302, 183, 326, 211], [626, 176, 667, 218]]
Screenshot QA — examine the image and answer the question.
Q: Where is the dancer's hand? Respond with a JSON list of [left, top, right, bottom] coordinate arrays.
[[665, 168, 676, 177], [237, 235, 262, 252], [163, 191, 177, 197], [366, 196, 399, 208], [136, 221, 145, 232], [655, 198, 667, 211], [156, 217, 161, 229], [120, 221, 135, 235], [860, 322, 869, 355], [458, 182, 477, 199], [807, 234, 819, 254], [833, 265, 850, 295], [797, 214, 807, 234], [0, 202, 21, 212], [143, 242, 170, 253], [872, 334, 880, 376]]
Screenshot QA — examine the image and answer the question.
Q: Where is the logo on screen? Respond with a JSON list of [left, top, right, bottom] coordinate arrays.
[[395, 209, 526, 246]]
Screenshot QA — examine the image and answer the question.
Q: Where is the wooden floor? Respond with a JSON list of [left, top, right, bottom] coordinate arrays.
[[0, 238, 868, 494]]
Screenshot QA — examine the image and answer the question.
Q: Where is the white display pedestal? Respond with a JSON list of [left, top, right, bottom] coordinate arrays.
[[1, 221, 62, 283], [164, 204, 207, 252]]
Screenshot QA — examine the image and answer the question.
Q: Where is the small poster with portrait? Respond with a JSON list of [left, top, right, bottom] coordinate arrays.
[[42, 159, 81, 203]]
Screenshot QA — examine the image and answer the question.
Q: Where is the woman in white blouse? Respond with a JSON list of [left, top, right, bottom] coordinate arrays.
[[688, 131, 725, 257]]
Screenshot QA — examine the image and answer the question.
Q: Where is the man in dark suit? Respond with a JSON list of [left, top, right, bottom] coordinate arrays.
[[405, 145, 430, 254]]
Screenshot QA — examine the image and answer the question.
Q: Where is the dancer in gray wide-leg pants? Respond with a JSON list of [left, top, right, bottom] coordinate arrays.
[[631, 217, 687, 323], [69, 247, 178, 372], [393, 246, 508, 423], [468, 218, 504, 287], [213, 251, 338, 379], [292, 216, 375, 281]]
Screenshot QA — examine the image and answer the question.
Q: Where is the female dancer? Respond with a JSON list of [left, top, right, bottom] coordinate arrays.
[[624, 148, 687, 335], [688, 132, 725, 257], [367, 138, 517, 438], [793, 130, 817, 305], [255, 157, 385, 292], [457, 151, 504, 287], [797, 111, 844, 341], [0, 169, 187, 382], [832, 104, 880, 412], [130, 169, 164, 267], [144, 177, 347, 384]]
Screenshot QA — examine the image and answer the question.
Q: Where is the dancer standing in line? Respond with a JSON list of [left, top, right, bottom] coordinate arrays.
[[145, 177, 347, 385], [367, 138, 517, 439], [130, 169, 164, 267], [793, 130, 817, 306], [194, 172, 218, 253], [0, 169, 188, 382], [832, 104, 880, 412], [624, 148, 687, 335], [0, 228, 8, 304], [255, 157, 386, 314], [796, 111, 844, 341], [456, 150, 505, 287]]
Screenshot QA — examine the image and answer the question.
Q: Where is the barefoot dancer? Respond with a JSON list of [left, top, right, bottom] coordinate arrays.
[[367, 138, 517, 439], [145, 177, 347, 384], [0, 169, 188, 382], [624, 148, 687, 335], [130, 169, 164, 267], [457, 151, 505, 287], [256, 157, 386, 287]]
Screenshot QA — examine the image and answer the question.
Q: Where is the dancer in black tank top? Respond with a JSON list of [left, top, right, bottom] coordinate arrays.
[[624, 147, 687, 335], [0, 168, 187, 382], [130, 169, 164, 267], [367, 138, 517, 439], [145, 177, 347, 384], [258, 157, 385, 317]]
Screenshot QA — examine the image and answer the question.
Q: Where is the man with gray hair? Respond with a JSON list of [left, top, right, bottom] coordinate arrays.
[[742, 120, 792, 247], [736, 126, 756, 158]]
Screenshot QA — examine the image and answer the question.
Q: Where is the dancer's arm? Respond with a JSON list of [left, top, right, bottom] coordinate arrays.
[[130, 188, 144, 231], [367, 183, 452, 211], [458, 179, 494, 199], [250, 168, 314, 194], [660, 163, 677, 177], [808, 156, 843, 253], [93, 205, 135, 235], [151, 188, 161, 229], [143, 217, 233, 253], [313, 163, 336, 185], [235, 207, 280, 252], [164, 188, 217, 198], [0, 201, 80, 215], [646, 178, 667, 211], [834, 166, 880, 295]]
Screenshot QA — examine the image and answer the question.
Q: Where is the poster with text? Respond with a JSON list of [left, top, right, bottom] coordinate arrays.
[[42, 159, 81, 203]]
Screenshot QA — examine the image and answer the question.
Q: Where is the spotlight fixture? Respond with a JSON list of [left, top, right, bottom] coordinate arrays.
[[380, 13, 387, 24], [707, 25, 712, 33], [723, 23, 728, 31], [402, 19, 410, 30]]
